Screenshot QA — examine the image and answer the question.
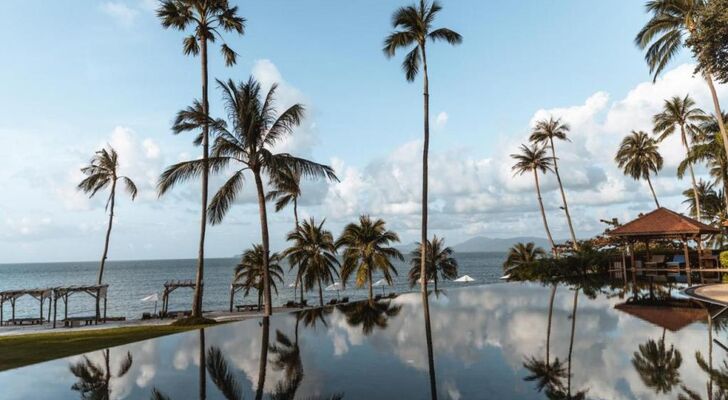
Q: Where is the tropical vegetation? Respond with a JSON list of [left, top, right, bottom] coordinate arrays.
[[615, 130, 664, 208], [407, 236, 458, 291]]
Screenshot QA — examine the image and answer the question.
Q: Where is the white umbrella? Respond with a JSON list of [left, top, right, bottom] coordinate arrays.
[[372, 279, 389, 294], [454, 275, 475, 283], [141, 293, 159, 314], [287, 282, 296, 288], [325, 282, 343, 298]]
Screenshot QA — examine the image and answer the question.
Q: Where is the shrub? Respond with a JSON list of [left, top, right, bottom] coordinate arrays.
[[720, 251, 728, 268]]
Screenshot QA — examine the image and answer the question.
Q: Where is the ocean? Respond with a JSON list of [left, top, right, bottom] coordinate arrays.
[[0, 252, 507, 320]]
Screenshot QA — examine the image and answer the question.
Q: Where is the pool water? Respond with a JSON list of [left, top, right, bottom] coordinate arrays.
[[0, 281, 724, 399]]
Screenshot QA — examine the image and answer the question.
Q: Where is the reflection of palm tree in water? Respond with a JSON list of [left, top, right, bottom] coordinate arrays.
[[269, 314, 303, 400], [632, 327, 682, 395], [524, 285, 567, 394], [679, 309, 728, 400], [338, 300, 402, 335], [70, 348, 133, 399]]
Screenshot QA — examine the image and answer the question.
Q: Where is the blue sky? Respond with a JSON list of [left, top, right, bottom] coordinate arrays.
[[0, 1, 724, 263]]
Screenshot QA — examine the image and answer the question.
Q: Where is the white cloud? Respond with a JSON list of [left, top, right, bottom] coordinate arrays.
[[435, 111, 449, 129], [100, 2, 138, 27]]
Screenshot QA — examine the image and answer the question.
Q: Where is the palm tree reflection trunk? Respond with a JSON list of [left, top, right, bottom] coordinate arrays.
[[256, 316, 270, 400], [567, 288, 579, 397], [423, 290, 437, 400], [199, 329, 206, 400], [547, 285, 557, 365]]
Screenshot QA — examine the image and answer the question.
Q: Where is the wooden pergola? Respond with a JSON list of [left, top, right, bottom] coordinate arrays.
[[161, 280, 198, 316], [607, 207, 721, 285], [0, 288, 53, 326], [52, 284, 109, 328]]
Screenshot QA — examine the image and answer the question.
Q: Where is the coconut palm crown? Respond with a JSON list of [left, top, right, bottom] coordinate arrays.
[[615, 130, 664, 208], [234, 244, 284, 309], [407, 236, 458, 291], [336, 216, 403, 301]]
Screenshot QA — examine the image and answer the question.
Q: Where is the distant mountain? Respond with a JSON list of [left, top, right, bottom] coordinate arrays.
[[452, 236, 552, 253]]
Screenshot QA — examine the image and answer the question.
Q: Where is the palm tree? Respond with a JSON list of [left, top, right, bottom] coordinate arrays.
[[284, 218, 340, 307], [78, 147, 138, 285], [234, 245, 284, 310], [502, 242, 546, 277], [407, 236, 458, 291], [632, 334, 683, 394], [615, 131, 664, 208], [653, 94, 709, 219], [511, 144, 557, 254], [70, 349, 133, 399], [680, 113, 728, 213], [157, 0, 245, 319], [530, 117, 578, 249], [383, 0, 462, 293], [266, 165, 303, 301], [336, 216, 404, 301], [158, 78, 337, 316], [523, 356, 567, 394], [635, 0, 728, 165], [682, 179, 719, 218], [269, 324, 303, 400]]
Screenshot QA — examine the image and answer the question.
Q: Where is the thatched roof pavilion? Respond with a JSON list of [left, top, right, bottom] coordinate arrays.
[[607, 208, 721, 285]]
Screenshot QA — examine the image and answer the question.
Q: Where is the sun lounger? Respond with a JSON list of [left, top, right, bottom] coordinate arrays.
[[234, 304, 259, 312], [63, 316, 98, 328], [7, 317, 44, 326]]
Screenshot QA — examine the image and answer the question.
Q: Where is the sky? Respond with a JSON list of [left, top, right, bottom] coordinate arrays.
[[1, 0, 726, 263]]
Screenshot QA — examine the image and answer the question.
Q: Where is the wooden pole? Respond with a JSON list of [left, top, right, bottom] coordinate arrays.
[[684, 237, 692, 286], [11, 298, 16, 322], [229, 285, 234, 313], [621, 246, 628, 286], [630, 242, 637, 287], [39, 296, 43, 322], [47, 294, 51, 323], [53, 293, 57, 328], [0, 297, 4, 326], [103, 290, 107, 322], [64, 294, 68, 322]]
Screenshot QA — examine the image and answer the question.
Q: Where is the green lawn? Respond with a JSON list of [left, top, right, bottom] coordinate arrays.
[[0, 324, 207, 372]]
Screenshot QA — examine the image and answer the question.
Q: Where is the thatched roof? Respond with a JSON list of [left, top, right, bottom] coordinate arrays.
[[607, 208, 719, 239], [615, 302, 705, 331]]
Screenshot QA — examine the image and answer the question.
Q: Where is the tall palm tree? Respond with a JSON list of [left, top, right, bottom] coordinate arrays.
[[653, 94, 709, 219], [234, 245, 284, 310], [336, 216, 404, 301], [530, 117, 578, 249], [266, 165, 304, 302], [383, 0, 462, 294], [158, 78, 337, 316], [511, 144, 557, 254], [78, 147, 138, 285], [502, 242, 546, 277], [70, 349, 133, 399], [635, 0, 728, 165], [284, 218, 340, 307], [682, 179, 719, 218], [157, 0, 245, 319], [681, 113, 728, 213], [615, 131, 664, 208], [407, 236, 458, 291]]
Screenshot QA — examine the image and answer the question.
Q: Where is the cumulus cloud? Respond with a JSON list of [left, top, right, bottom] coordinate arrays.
[[100, 2, 138, 27], [316, 63, 727, 241], [435, 111, 449, 129]]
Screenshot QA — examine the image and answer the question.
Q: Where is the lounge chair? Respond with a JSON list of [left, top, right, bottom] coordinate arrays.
[[340, 297, 349, 304]]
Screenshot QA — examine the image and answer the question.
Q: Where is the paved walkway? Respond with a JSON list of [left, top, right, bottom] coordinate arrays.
[[684, 284, 728, 305], [0, 307, 299, 337]]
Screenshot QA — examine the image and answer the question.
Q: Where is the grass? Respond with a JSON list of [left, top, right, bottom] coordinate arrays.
[[0, 323, 211, 372]]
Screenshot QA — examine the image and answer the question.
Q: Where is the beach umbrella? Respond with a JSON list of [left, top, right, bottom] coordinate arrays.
[[372, 279, 389, 295], [454, 275, 475, 283], [141, 293, 159, 314], [287, 282, 296, 288], [325, 282, 343, 298]]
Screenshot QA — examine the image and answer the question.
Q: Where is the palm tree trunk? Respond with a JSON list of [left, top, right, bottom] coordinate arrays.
[[705, 73, 728, 170], [293, 199, 301, 303], [317, 278, 323, 307], [98, 180, 116, 285], [533, 170, 557, 255], [546, 284, 557, 365], [550, 138, 578, 250], [433, 273, 438, 292], [567, 288, 579, 397], [254, 170, 273, 316], [682, 126, 702, 221], [419, 43, 431, 294], [646, 174, 660, 208], [368, 267, 373, 301], [97, 180, 116, 320], [192, 36, 210, 319]]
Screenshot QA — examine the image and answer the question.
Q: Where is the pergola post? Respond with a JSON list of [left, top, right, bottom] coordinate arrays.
[[11, 297, 16, 322], [52, 293, 57, 328], [0, 296, 4, 326], [629, 241, 637, 287], [39, 296, 43, 322], [103, 291, 107, 322], [229, 285, 234, 313], [64, 294, 68, 322], [621, 246, 628, 286], [683, 236, 692, 286]]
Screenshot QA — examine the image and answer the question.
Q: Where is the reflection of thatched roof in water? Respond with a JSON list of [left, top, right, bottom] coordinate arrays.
[[615, 300, 706, 332]]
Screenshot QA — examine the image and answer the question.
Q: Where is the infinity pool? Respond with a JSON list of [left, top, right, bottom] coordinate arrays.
[[0, 282, 722, 399]]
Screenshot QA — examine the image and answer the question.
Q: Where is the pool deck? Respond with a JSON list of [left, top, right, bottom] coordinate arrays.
[[684, 284, 728, 306], [0, 306, 299, 337]]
